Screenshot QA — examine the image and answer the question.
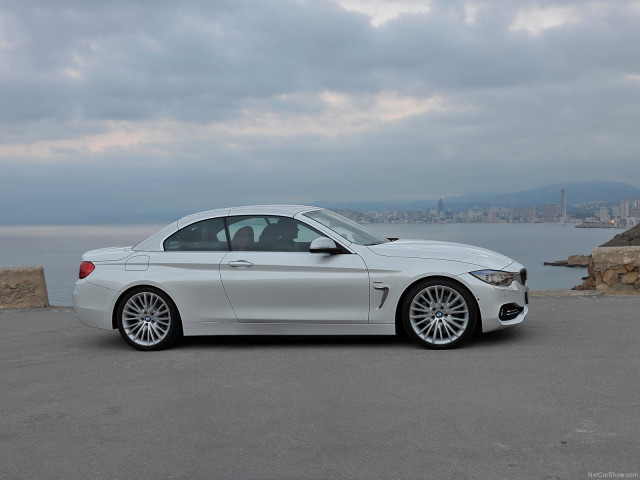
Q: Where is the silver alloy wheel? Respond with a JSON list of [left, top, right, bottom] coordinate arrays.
[[409, 284, 470, 345], [121, 291, 172, 347]]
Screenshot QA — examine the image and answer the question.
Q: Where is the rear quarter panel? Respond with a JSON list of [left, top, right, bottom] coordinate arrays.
[[82, 251, 237, 331]]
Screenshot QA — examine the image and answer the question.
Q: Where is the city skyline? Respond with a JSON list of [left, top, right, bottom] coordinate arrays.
[[337, 195, 640, 228]]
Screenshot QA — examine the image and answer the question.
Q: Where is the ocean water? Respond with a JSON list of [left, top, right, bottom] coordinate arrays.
[[0, 223, 618, 306], [0, 225, 161, 307]]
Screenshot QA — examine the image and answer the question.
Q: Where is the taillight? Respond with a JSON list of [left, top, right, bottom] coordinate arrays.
[[79, 261, 95, 279]]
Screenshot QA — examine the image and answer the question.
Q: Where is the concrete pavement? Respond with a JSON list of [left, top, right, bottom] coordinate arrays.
[[1, 295, 639, 480]]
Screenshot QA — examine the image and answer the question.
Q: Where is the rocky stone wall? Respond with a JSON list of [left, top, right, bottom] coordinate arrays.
[[0, 266, 50, 309], [574, 247, 640, 294]]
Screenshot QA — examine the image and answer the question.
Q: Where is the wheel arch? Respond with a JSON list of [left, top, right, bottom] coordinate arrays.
[[111, 284, 182, 331], [394, 275, 483, 335]]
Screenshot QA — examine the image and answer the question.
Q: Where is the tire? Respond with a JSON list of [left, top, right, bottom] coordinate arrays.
[[402, 278, 477, 349], [116, 287, 181, 351]]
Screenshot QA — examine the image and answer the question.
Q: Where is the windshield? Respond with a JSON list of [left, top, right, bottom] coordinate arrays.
[[303, 210, 389, 246]]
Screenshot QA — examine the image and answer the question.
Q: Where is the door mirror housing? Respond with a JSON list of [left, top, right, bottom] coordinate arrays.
[[309, 237, 343, 254]]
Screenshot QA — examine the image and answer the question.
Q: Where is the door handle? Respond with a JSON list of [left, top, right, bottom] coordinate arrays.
[[228, 260, 254, 268]]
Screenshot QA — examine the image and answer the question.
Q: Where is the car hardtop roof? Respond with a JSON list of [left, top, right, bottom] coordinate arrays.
[[133, 205, 324, 252], [177, 205, 321, 226]]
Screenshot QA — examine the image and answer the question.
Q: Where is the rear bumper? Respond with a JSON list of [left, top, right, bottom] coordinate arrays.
[[73, 280, 118, 330], [458, 273, 529, 333]]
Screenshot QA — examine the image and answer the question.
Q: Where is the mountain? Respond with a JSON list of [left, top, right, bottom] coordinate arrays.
[[444, 181, 640, 210], [322, 181, 640, 213]]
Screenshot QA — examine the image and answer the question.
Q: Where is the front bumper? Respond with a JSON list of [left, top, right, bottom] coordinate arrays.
[[458, 273, 529, 333]]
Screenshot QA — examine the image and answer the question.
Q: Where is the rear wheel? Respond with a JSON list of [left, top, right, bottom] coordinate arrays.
[[402, 279, 477, 349], [116, 288, 181, 351]]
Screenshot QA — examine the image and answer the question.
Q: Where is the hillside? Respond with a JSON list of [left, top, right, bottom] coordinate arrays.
[[600, 224, 640, 247]]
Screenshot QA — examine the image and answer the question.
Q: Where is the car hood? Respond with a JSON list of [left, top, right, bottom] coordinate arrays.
[[367, 239, 516, 270]]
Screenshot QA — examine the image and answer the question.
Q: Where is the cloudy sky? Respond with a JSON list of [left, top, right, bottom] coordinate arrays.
[[1, 0, 639, 223]]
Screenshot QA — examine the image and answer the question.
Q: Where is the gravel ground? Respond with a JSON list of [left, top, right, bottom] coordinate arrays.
[[1, 296, 639, 480]]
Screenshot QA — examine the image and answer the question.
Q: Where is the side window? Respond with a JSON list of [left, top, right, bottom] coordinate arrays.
[[163, 218, 228, 251], [227, 216, 265, 251], [227, 216, 324, 252]]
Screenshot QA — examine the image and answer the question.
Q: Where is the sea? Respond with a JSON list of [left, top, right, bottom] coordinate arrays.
[[0, 223, 619, 306]]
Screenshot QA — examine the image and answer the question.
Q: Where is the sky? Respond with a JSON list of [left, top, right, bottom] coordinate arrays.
[[1, 0, 640, 223]]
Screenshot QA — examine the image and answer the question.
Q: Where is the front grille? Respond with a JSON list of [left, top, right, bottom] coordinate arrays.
[[499, 303, 525, 321]]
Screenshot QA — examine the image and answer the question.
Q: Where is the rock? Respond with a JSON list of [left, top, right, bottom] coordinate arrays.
[[544, 255, 591, 267], [621, 272, 638, 285], [573, 277, 595, 290], [603, 269, 619, 286], [567, 255, 591, 267], [0, 266, 50, 309], [587, 256, 595, 277], [545, 255, 591, 268]]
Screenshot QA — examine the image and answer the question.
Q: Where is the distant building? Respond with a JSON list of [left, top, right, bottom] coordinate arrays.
[[523, 206, 533, 222], [599, 207, 609, 222], [612, 206, 621, 219], [621, 201, 630, 219], [437, 198, 444, 217], [561, 189, 567, 222], [542, 204, 557, 221]]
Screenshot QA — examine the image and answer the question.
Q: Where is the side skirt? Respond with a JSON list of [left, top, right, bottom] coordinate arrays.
[[182, 322, 396, 336]]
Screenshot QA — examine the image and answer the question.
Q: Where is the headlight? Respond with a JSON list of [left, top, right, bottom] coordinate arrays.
[[471, 270, 516, 287]]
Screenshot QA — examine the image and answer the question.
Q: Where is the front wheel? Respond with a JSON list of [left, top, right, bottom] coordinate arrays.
[[116, 288, 181, 351], [402, 279, 478, 349]]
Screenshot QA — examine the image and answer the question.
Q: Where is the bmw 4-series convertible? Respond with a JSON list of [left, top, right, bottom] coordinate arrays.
[[73, 205, 529, 351]]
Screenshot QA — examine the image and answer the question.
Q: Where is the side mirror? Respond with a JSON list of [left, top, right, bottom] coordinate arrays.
[[309, 237, 342, 254]]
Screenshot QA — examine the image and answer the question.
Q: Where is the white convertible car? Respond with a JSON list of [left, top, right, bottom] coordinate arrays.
[[73, 205, 529, 351]]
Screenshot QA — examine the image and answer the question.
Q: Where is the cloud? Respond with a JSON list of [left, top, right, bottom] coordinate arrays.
[[509, 6, 580, 35], [0, 0, 639, 222], [333, 0, 432, 27]]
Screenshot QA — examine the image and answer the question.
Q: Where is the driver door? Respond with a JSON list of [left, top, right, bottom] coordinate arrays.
[[220, 215, 370, 323]]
